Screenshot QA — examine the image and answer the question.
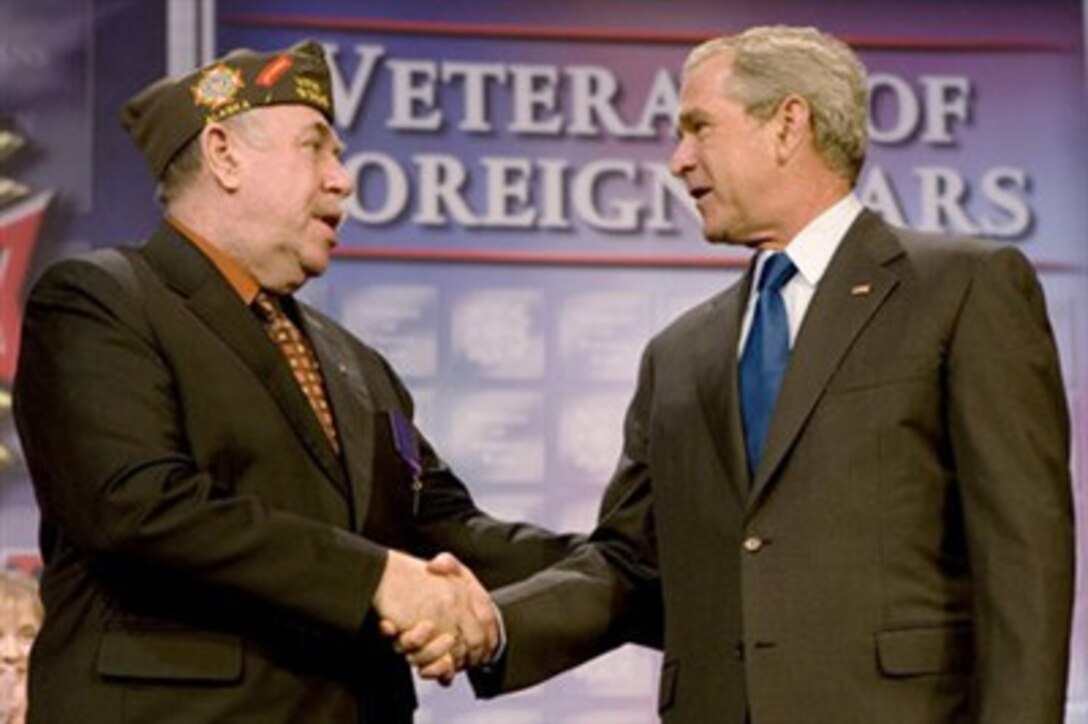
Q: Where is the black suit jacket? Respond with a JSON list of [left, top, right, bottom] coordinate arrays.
[[14, 223, 579, 723], [475, 211, 1075, 724]]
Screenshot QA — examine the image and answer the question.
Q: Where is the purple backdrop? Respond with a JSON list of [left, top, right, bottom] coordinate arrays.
[[1, 1, 1084, 721]]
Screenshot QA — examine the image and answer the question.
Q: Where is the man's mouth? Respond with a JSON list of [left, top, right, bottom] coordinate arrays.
[[317, 212, 343, 234], [689, 186, 711, 203]]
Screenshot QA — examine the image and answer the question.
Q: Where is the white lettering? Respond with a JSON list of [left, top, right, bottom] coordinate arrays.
[[644, 163, 690, 232], [981, 167, 1032, 238], [915, 166, 980, 234], [442, 62, 507, 133], [857, 165, 908, 227], [919, 75, 972, 145], [480, 156, 536, 227], [509, 64, 563, 135], [344, 152, 409, 224], [323, 43, 386, 130], [634, 69, 680, 138], [536, 159, 571, 229], [868, 73, 920, 144], [572, 160, 641, 231], [567, 65, 631, 137], [868, 73, 973, 147], [412, 154, 479, 225], [387, 59, 442, 131]]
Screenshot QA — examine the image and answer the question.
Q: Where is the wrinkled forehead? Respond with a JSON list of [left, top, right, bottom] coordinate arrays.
[[685, 44, 735, 74], [677, 54, 743, 113], [680, 52, 739, 100], [242, 103, 345, 150], [250, 103, 339, 136], [0, 594, 39, 625]]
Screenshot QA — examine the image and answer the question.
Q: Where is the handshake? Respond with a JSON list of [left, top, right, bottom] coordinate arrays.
[[373, 550, 498, 684]]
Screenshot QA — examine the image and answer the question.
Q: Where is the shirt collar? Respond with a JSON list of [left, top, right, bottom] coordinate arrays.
[[779, 193, 864, 288], [167, 216, 261, 304]]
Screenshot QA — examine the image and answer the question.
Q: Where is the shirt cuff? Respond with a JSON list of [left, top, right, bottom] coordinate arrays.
[[482, 599, 507, 667]]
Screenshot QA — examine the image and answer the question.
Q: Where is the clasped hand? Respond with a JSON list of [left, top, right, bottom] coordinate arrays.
[[374, 550, 494, 683]]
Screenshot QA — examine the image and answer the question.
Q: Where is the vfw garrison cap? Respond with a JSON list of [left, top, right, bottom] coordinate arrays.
[[121, 40, 334, 179]]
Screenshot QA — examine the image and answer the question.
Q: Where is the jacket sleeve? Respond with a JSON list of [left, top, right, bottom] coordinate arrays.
[[947, 245, 1074, 722], [364, 353, 588, 590], [469, 343, 664, 696], [14, 257, 384, 635]]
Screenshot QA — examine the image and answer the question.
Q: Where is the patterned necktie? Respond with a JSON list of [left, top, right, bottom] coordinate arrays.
[[739, 253, 797, 476], [253, 291, 340, 454]]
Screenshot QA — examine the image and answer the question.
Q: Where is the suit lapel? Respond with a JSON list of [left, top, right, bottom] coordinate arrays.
[[750, 211, 904, 503], [139, 224, 350, 497], [694, 272, 753, 503], [300, 310, 376, 531]]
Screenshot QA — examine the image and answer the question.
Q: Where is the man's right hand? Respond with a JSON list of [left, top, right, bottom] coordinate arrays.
[[373, 550, 498, 675]]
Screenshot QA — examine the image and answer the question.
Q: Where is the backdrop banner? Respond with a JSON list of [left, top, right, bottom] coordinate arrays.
[[2, 1, 1085, 721]]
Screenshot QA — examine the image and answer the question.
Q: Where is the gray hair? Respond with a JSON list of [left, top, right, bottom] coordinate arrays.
[[684, 26, 868, 183], [0, 571, 42, 621], [156, 112, 267, 206]]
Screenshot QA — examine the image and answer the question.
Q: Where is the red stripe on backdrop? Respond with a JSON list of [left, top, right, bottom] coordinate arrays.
[[329, 246, 1083, 273], [330, 246, 753, 269], [220, 14, 1070, 52]]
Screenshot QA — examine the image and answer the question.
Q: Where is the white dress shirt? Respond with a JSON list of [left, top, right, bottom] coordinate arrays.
[[738, 193, 865, 353]]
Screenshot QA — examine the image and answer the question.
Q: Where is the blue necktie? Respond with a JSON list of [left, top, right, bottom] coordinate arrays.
[[740, 253, 798, 476]]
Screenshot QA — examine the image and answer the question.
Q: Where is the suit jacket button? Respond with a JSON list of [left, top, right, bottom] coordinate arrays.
[[743, 536, 764, 553]]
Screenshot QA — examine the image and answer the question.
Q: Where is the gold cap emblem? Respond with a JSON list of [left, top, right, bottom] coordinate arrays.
[[191, 65, 245, 109]]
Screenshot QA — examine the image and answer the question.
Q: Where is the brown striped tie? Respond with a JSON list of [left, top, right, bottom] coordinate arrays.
[[253, 291, 340, 454]]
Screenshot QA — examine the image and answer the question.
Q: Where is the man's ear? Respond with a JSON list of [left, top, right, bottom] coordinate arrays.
[[200, 123, 242, 191], [773, 95, 812, 164]]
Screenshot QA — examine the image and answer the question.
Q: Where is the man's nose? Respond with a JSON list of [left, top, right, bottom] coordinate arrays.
[[0, 633, 18, 661], [669, 137, 694, 178], [326, 156, 354, 198]]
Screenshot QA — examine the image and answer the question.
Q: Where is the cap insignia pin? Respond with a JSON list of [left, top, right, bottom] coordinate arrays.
[[191, 65, 245, 109]]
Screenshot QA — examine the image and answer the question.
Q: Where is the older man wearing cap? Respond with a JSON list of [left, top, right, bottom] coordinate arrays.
[[12, 40, 577, 723]]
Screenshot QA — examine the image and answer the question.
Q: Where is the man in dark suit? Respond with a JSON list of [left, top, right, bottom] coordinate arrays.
[[12, 41, 578, 723], [400, 25, 1076, 723]]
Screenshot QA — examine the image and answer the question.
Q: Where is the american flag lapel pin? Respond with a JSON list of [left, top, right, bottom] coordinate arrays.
[[850, 283, 872, 296]]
